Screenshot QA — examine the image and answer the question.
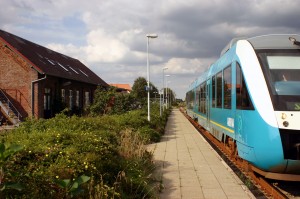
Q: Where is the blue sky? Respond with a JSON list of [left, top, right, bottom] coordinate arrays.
[[1, 0, 300, 99]]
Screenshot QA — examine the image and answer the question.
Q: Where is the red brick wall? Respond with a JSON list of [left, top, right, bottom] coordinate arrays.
[[0, 44, 37, 118]]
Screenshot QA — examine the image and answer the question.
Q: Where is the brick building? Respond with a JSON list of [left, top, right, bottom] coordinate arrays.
[[0, 29, 108, 124]]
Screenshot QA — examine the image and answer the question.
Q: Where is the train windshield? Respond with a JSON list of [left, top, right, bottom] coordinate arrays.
[[257, 50, 300, 111]]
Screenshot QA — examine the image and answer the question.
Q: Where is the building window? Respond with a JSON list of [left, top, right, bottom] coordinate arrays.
[[69, 90, 73, 110], [76, 90, 80, 108], [44, 88, 51, 110], [61, 89, 65, 103], [85, 91, 90, 107]]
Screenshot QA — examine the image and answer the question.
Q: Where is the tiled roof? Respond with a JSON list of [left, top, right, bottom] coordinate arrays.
[[0, 29, 108, 86], [110, 84, 132, 91]]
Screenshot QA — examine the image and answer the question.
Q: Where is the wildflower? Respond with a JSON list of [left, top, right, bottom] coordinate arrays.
[[56, 175, 59, 179], [45, 154, 49, 157], [85, 165, 88, 169], [29, 151, 31, 153]]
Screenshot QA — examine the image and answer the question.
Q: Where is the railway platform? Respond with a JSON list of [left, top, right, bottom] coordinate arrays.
[[148, 109, 255, 199]]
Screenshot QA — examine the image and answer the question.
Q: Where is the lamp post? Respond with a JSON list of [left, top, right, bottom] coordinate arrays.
[[165, 74, 170, 109], [159, 89, 163, 117], [146, 34, 158, 122], [162, 67, 168, 111], [168, 81, 171, 108]]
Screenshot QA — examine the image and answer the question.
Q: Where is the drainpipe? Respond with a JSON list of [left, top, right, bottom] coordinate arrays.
[[31, 75, 47, 118]]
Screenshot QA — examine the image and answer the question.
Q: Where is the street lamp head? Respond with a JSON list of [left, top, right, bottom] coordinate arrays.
[[146, 34, 158, 39]]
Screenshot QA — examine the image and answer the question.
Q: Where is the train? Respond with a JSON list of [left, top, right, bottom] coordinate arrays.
[[186, 34, 300, 181]]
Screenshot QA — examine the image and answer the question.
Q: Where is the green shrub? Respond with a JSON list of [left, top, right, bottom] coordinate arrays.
[[0, 104, 170, 198]]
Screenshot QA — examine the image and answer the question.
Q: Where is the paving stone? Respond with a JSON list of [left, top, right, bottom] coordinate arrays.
[[148, 109, 255, 199]]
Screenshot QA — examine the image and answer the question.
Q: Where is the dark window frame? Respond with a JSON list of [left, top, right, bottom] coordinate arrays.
[[236, 62, 254, 110], [223, 65, 232, 109]]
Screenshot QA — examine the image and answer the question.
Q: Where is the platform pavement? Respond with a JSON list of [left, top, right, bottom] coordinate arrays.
[[148, 109, 255, 199]]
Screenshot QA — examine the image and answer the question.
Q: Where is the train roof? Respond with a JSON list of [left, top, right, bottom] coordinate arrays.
[[221, 34, 300, 57], [247, 34, 300, 50]]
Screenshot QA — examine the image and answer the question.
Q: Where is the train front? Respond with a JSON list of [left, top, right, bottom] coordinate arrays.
[[251, 35, 300, 176]]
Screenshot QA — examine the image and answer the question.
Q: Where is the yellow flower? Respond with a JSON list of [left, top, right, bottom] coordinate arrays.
[[56, 175, 59, 179]]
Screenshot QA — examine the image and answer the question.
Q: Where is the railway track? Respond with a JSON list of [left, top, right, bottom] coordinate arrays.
[[180, 108, 299, 199]]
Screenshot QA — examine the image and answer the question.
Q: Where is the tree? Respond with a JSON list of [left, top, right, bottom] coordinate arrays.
[[131, 77, 158, 105], [88, 86, 114, 115], [163, 87, 176, 106], [131, 77, 147, 100], [89, 86, 137, 116]]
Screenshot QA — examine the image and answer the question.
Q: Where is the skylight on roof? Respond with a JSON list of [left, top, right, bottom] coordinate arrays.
[[79, 69, 88, 77], [69, 66, 79, 74], [36, 53, 43, 59], [57, 62, 69, 72], [45, 58, 56, 65]]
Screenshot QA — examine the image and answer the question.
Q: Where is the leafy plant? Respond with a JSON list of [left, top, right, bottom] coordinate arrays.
[[0, 100, 170, 198], [0, 143, 23, 192], [55, 174, 90, 197]]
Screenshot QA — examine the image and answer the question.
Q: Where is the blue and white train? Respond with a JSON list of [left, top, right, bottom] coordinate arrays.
[[186, 34, 300, 180]]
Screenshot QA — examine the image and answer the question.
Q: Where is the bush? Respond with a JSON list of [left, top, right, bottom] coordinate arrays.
[[0, 103, 170, 198]]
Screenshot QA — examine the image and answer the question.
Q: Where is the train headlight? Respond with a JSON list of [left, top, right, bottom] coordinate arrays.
[[283, 121, 289, 127], [281, 113, 287, 120]]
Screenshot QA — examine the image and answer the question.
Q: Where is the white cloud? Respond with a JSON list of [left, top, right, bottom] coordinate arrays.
[[84, 29, 129, 63]]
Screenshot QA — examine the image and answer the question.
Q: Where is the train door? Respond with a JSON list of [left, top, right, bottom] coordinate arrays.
[[206, 79, 211, 130], [234, 62, 254, 143]]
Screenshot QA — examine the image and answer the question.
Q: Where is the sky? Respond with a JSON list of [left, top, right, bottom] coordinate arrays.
[[1, 0, 300, 99]]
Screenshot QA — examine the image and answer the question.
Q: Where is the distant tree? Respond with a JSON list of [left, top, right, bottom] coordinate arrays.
[[131, 77, 147, 100], [163, 87, 176, 106], [131, 77, 158, 105]]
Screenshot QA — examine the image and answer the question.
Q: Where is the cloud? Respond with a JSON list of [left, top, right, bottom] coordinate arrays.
[[2, 0, 300, 99], [84, 29, 129, 63]]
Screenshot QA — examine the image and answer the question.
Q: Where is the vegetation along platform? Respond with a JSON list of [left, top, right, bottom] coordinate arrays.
[[148, 109, 255, 199]]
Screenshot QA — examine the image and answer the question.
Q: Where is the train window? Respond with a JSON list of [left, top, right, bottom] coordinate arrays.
[[186, 90, 194, 110], [200, 82, 206, 114], [224, 65, 232, 109], [196, 86, 200, 111], [212, 76, 216, 107], [236, 63, 254, 110], [257, 50, 300, 111], [216, 71, 222, 108]]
